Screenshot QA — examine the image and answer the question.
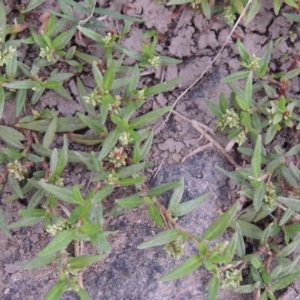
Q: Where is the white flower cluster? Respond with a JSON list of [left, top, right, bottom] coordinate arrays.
[[103, 32, 113, 45], [119, 131, 132, 146], [83, 89, 101, 106], [108, 95, 121, 114], [108, 147, 127, 168], [7, 160, 27, 181], [46, 219, 71, 236], [148, 56, 161, 68], [0, 46, 16, 66], [216, 109, 240, 131], [39, 46, 55, 62]]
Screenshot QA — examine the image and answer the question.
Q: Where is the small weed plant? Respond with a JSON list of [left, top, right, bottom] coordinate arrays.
[[1, 0, 300, 299]]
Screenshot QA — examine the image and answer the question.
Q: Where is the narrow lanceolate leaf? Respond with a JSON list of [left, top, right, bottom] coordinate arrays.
[[77, 113, 107, 134], [260, 223, 273, 246], [148, 204, 164, 226], [201, 0, 211, 19], [129, 106, 172, 129], [251, 135, 262, 178], [34, 181, 78, 204], [203, 202, 239, 241], [98, 127, 121, 160], [168, 177, 184, 212], [0, 209, 12, 238], [52, 27, 76, 50], [38, 229, 76, 256], [245, 0, 261, 24], [8, 176, 23, 199], [0, 0, 6, 42], [140, 130, 153, 160], [43, 280, 67, 300], [277, 197, 300, 212], [77, 77, 95, 116], [8, 217, 42, 229], [20, 254, 56, 270], [207, 275, 220, 300], [277, 236, 300, 257], [244, 71, 253, 107], [0, 125, 25, 149], [15, 89, 27, 117], [117, 195, 144, 209], [231, 219, 263, 240], [15, 117, 86, 132], [253, 181, 265, 211], [144, 77, 182, 97], [0, 87, 5, 119], [138, 229, 180, 249], [235, 223, 245, 257], [172, 193, 209, 217], [3, 80, 40, 89], [147, 181, 181, 197], [289, 162, 300, 181], [224, 232, 238, 263], [282, 166, 298, 188], [271, 271, 300, 291], [21, 0, 44, 13], [92, 61, 103, 89], [117, 162, 150, 179], [77, 26, 104, 44], [221, 70, 250, 83], [159, 255, 203, 282], [43, 117, 57, 148], [68, 255, 105, 269], [76, 288, 92, 300]]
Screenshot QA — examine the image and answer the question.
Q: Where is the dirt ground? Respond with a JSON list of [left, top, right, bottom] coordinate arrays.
[[1, 0, 300, 299]]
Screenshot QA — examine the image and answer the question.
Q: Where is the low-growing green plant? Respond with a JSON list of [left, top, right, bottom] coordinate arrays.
[[166, 0, 300, 26], [1, 0, 300, 299]]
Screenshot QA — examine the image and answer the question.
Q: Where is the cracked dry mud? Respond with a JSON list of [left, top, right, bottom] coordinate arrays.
[[1, 0, 300, 299]]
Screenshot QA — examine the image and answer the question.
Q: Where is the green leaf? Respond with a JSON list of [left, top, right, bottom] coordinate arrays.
[[219, 92, 228, 114], [3, 80, 41, 89], [77, 25, 104, 44], [159, 255, 202, 281], [117, 162, 150, 179], [265, 125, 277, 145], [138, 229, 180, 249], [253, 181, 265, 211], [222, 70, 250, 83], [0, 87, 5, 119], [77, 113, 107, 134], [117, 195, 144, 209], [55, 135, 68, 177], [34, 181, 79, 204], [52, 27, 76, 50], [224, 232, 238, 263], [68, 255, 105, 269], [0, 209, 11, 238], [0, 0, 6, 42], [103, 61, 117, 90], [260, 222, 273, 246], [235, 222, 246, 257], [244, 71, 253, 107], [273, 0, 282, 14], [235, 95, 249, 111], [283, 68, 300, 80], [94, 7, 143, 22], [245, 0, 261, 24], [92, 185, 114, 203], [283, 13, 300, 22], [119, 176, 145, 186], [205, 100, 222, 118], [38, 229, 76, 256], [289, 162, 300, 181], [43, 117, 57, 148], [148, 181, 181, 197], [203, 202, 239, 241], [8, 176, 23, 198], [77, 77, 95, 116], [201, 0, 211, 19], [129, 106, 172, 129], [21, 0, 44, 13], [207, 275, 220, 300], [277, 197, 300, 212], [286, 144, 300, 156], [283, 0, 298, 8], [236, 39, 250, 62], [19, 209, 46, 218], [15, 117, 86, 132], [140, 130, 153, 160], [172, 193, 209, 217], [15, 89, 27, 117], [251, 135, 262, 178], [8, 217, 42, 229], [168, 177, 184, 212], [277, 236, 300, 257], [271, 271, 300, 291], [0, 125, 25, 149], [148, 204, 164, 226], [260, 41, 273, 76], [98, 127, 121, 160], [282, 166, 298, 188], [92, 61, 103, 90], [44, 280, 66, 300], [167, 0, 192, 4], [144, 77, 182, 97], [20, 254, 56, 270], [76, 288, 92, 300], [231, 219, 263, 240]]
